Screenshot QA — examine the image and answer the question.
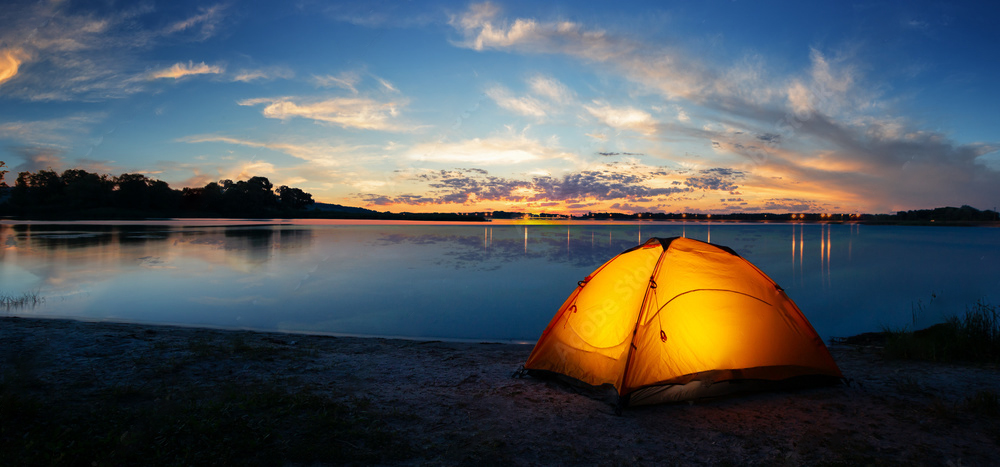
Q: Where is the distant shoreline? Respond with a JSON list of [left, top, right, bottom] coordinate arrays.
[[2, 216, 998, 227]]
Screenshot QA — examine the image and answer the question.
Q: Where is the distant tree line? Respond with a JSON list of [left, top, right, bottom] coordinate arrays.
[[894, 205, 999, 222], [0, 166, 313, 218], [574, 206, 998, 223]]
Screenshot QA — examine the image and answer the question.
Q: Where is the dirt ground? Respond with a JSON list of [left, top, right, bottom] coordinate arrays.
[[3, 316, 999, 465]]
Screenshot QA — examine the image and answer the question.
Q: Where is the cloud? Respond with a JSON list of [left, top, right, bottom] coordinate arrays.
[[313, 70, 399, 95], [180, 134, 366, 167], [484, 75, 574, 119], [361, 163, 692, 208], [164, 4, 229, 40], [597, 152, 644, 156], [9, 146, 65, 173], [238, 96, 411, 131], [233, 160, 277, 180], [528, 74, 573, 104], [375, 76, 399, 93], [233, 66, 294, 82], [313, 71, 362, 93], [485, 85, 547, 117], [449, 2, 633, 62], [0, 48, 30, 86], [149, 61, 224, 80], [585, 102, 657, 134], [676, 107, 690, 122], [683, 167, 744, 192], [406, 135, 573, 165], [0, 2, 230, 101], [0, 113, 104, 145], [323, 2, 437, 28], [449, 3, 707, 100]]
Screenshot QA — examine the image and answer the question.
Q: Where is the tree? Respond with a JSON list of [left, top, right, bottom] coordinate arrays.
[[62, 169, 112, 209], [277, 185, 314, 211], [13, 169, 62, 206], [0, 160, 8, 187], [148, 179, 180, 211], [114, 173, 152, 210], [221, 176, 278, 214]]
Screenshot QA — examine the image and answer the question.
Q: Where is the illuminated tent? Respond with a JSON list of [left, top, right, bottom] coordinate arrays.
[[524, 237, 842, 406]]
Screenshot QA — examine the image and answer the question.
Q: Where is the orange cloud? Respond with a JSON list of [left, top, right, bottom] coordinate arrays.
[[149, 61, 224, 80], [238, 96, 412, 131], [0, 48, 29, 86]]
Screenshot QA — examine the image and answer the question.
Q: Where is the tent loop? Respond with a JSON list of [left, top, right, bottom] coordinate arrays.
[[562, 305, 578, 329], [649, 279, 657, 289]]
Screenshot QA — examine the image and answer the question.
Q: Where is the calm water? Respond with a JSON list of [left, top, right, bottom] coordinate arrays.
[[1, 220, 998, 342]]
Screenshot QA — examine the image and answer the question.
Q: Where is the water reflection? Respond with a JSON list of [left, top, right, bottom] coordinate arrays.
[[1, 221, 998, 342]]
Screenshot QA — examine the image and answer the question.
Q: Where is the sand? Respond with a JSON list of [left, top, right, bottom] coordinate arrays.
[[2, 316, 999, 465]]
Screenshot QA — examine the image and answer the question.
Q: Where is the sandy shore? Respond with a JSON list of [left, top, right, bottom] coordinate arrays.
[[2, 316, 999, 465]]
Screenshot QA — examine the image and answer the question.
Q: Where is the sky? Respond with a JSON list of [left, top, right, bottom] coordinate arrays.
[[2, 0, 999, 215]]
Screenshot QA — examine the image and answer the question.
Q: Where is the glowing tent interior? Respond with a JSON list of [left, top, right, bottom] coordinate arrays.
[[523, 236, 843, 406]]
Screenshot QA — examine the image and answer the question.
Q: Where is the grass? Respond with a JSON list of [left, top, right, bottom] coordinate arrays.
[[0, 384, 412, 465], [0, 290, 43, 311], [965, 390, 1000, 417], [0, 334, 414, 466], [883, 300, 1000, 364]]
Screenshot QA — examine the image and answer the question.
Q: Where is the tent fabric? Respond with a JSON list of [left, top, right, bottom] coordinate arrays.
[[524, 236, 843, 405]]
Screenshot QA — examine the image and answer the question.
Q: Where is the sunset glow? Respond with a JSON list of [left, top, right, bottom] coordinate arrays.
[[2, 1, 998, 215]]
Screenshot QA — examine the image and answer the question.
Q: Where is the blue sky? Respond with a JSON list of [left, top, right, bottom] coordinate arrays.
[[2, 0, 999, 214]]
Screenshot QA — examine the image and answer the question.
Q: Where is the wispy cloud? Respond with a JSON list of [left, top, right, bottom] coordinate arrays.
[[313, 70, 400, 95], [149, 61, 224, 80], [0, 48, 29, 86], [8, 146, 65, 173], [484, 74, 576, 119], [406, 134, 574, 165], [0, 2, 231, 101], [313, 71, 362, 93], [528, 74, 574, 104], [232, 66, 294, 83], [0, 113, 104, 145], [449, 2, 633, 62], [323, 2, 437, 28], [181, 134, 371, 168], [164, 4, 229, 40], [238, 96, 412, 131], [585, 102, 657, 135], [485, 85, 547, 117], [449, 2, 705, 100]]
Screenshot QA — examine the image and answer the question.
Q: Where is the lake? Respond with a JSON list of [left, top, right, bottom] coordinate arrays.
[[1, 220, 997, 342]]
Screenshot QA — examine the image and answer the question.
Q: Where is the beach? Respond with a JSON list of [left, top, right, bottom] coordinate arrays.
[[2, 316, 999, 465]]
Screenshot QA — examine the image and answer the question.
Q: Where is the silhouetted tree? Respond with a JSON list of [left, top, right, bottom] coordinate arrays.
[[0, 160, 8, 187], [277, 185, 314, 210], [148, 179, 180, 211], [114, 173, 152, 210], [221, 176, 278, 214], [13, 169, 62, 206], [62, 169, 112, 209], [202, 182, 225, 212], [2, 167, 316, 218]]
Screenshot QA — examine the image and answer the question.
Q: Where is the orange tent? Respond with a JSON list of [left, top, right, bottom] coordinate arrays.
[[524, 237, 843, 406]]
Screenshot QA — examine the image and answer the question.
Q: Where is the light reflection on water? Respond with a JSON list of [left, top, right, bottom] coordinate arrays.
[[1, 220, 998, 342]]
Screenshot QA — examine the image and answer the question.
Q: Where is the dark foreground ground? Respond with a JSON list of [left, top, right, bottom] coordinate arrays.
[[2, 317, 999, 466]]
